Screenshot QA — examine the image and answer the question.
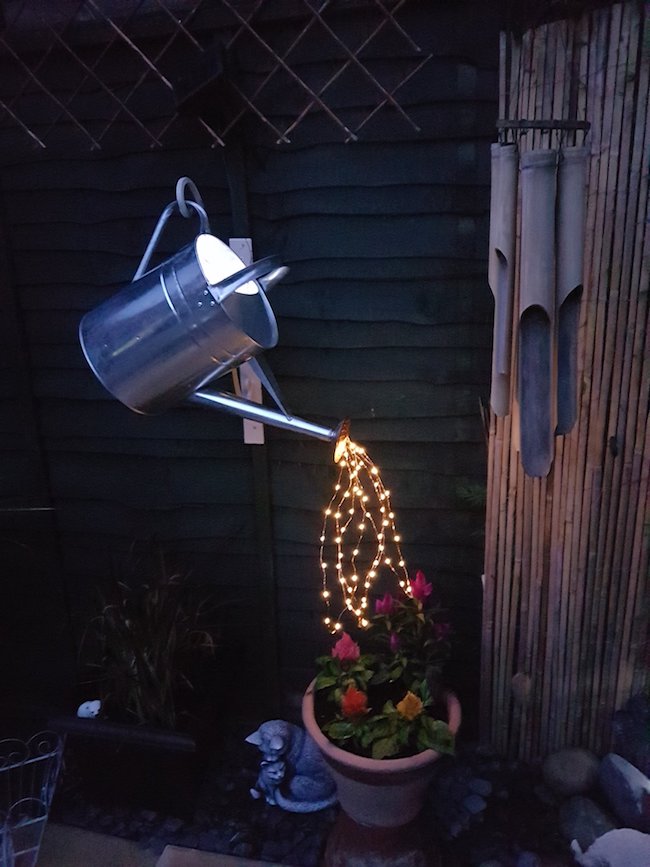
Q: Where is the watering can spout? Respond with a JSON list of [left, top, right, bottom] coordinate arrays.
[[258, 266, 289, 293], [189, 389, 345, 443]]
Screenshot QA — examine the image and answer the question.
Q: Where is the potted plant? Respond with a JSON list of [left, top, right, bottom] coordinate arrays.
[[80, 551, 218, 734], [302, 570, 461, 829], [50, 548, 219, 815]]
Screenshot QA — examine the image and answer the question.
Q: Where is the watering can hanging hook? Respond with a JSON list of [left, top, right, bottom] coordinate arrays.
[[175, 176, 204, 218]]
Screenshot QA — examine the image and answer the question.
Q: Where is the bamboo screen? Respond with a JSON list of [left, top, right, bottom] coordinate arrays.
[[482, 1, 649, 759]]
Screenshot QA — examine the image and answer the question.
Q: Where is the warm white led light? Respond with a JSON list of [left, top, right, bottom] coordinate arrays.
[[319, 435, 408, 629]]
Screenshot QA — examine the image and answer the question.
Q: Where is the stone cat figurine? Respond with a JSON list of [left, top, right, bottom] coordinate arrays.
[[249, 758, 287, 804], [246, 719, 337, 813], [571, 829, 650, 867]]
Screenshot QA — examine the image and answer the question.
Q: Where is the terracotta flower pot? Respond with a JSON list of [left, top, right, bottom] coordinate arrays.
[[302, 680, 461, 828]]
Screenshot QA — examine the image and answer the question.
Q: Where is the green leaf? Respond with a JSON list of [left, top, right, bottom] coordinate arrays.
[[371, 735, 399, 759], [325, 721, 355, 740], [418, 679, 431, 704], [314, 674, 337, 689], [418, 717, 455, 754]]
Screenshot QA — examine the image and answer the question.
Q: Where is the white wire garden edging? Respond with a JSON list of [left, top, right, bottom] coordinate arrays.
[[0, 732, 64, 867]]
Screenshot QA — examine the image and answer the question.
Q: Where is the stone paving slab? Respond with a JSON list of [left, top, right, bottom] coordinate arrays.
[[38, 823, 157, 867], [156, 846, 286, 867]]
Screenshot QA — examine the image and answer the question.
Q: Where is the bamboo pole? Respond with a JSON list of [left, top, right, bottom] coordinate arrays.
[[573, 5, 616, 748], [559, 9, 592, 748], [597, 2, 645, 740], [614, 10, 650, 706], [586, 2, 631, 749]]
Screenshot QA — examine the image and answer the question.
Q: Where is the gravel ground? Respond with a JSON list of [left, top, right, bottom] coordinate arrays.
[[49, 726, 575, 867]]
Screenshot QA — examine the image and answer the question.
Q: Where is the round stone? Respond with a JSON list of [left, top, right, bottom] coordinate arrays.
[[558, 795, 617, 851], [542, 748, 600, 796]]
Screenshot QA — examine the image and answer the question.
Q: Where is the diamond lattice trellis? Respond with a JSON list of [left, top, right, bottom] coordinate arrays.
[[0, 0, 431, 149]]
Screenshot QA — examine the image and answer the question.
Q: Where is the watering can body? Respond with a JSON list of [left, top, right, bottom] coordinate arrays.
[[79, 234, 278, 415]]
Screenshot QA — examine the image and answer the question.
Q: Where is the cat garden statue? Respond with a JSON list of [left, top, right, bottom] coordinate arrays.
[[571, 829, 650, 867], [246, 720, 337, 813]]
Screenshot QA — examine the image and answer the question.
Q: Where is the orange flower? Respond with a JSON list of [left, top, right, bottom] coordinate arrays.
[[396, 691, 423, 721], [340, 685, 368, 719]]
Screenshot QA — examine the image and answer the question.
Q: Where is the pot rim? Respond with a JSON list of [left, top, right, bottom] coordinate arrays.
[[302, 678, 461, 774]]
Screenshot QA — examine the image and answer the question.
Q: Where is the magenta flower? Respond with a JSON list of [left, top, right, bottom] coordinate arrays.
[[434, 622, 451, 641], [331, 632, 360, 663], [409, 570, 433, 602], [375, 593, 396, 616], [389, 632, 401, 653]]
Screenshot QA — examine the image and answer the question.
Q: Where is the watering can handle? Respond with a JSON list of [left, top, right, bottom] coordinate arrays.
[[133, 200, 211, 282]]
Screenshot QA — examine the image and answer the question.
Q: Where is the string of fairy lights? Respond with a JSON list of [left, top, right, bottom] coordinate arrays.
[[319, 431, 410, 633]]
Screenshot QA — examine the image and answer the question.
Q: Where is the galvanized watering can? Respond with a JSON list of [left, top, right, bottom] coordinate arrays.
[[79, 182, 341, 443]]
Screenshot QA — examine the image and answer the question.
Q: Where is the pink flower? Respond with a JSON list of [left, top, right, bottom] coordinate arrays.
[[375, 593, 396, 616], [389, 632, 401, 653], [434, 622, 451, 641], [331, 632, 360, 663], [409, 570, 433, 602]]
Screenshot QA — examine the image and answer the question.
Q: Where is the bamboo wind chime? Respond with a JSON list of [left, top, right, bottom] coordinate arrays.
[[489, 127, 588, 477]]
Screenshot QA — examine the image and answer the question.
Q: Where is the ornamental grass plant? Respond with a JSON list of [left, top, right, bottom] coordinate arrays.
[[81, 547, 218, 731], [313, 571, 455, 760]]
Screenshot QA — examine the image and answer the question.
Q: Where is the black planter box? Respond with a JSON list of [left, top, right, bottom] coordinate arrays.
[[48, 715, 202, 819]]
